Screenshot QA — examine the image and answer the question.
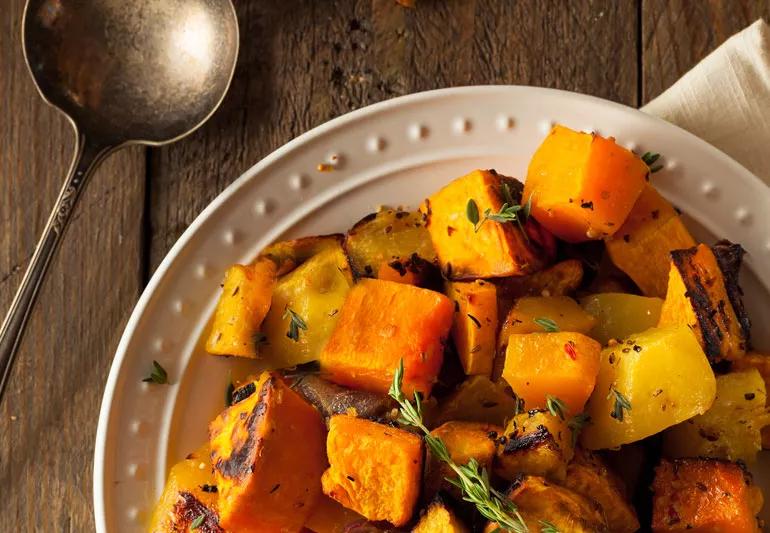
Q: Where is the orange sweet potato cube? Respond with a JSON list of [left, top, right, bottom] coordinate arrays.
[[422, 169, 547, 279], [606, 184, 696, 297], [320, 279, 454, 396], [652, 458, 763, 532], [524, 125, 648, 242], [321, 415, 423, 526], [209, 372, 326, 532], [206, 258, 277, 357], [445, 280, 498, 377], [502, 332, 601, 414]]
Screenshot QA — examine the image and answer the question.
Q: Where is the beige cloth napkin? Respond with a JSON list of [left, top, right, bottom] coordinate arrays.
[[642, 19, 770, 186]]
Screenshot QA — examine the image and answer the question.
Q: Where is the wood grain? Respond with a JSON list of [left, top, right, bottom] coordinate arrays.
[[0, 0, 146, 530], [642, 0, 770, 103]]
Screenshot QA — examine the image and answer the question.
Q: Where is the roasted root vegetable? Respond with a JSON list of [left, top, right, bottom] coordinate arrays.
[[564, 449, 639, 533], [206, 258, 277, 357], [498, 296, 596, 350], [445, 280, 497, 376], [344, 209, 437, 279], [260, 234, 345, 276], [423, 421, 501, 500], [432, 376, 520, 427], [261, 244, 354, 367], [209, 372, 326, 532], [582, 326, 716, 450], [413, 498, 469, 533], [321, 415, 423, 526], [320, 278, 454, 396], [290, 374, 395, 421], [495, 409, 574, 482], [494, 259, 584, 301], [605, 184, 696, 297], [502, 332, 601, 414], [523, 124, 648, 242], [658, 243, 749, 363], [734, 352, 770, 448], [652, 458, 764, 532], [663, 369, 770, 463], [484, 475, 608, 532], [422, 169, 548, 279], [149, 444, 222, 533], [303, 495, 366, 533], [580, 292, 663, 345]]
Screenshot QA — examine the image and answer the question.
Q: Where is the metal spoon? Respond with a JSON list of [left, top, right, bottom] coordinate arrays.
[[0, 0, 239, 401]]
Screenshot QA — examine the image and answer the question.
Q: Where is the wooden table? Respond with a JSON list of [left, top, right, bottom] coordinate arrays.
[[1, 1, 768, 530]]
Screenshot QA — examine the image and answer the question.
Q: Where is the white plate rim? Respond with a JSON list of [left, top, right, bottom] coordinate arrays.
[[93, 85, 770, 532]]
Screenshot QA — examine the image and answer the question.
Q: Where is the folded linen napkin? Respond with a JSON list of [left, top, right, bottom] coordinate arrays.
[[642, 19, 770, 186]]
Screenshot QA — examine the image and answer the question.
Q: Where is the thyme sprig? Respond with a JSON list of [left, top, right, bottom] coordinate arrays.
[[283, 307, 308, 342], [388, 360, 528, 533], [641, 152, 663, 173], [609, 388, 632, 421], [533, 317, 559, 332], [539, 520, 560, 533], [190, 514, 205, 529], [545, 395, 567, 420], [466, 191, 532, 236]]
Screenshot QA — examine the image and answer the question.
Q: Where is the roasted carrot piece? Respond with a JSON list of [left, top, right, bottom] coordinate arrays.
[[321, 415, 423, 527], [209, 372, 326, 533], [206, 258, 277, 357], [495, 409, 574, 482], [320, 279, 454, 396], [422, 169, 548, 279], [524, 125, 648, 242], [605, 184, 696, 297], [651, 458, 764, 532], [149, 443, 222, 533], [445, 280, 497, 377], [502, 332, 601, 414], [658, 244, 748, 362], [423, 421, 501, 501]]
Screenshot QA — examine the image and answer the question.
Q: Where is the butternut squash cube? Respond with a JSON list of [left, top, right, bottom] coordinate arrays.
[[413, 498, 469, 533], [605, 184, 696, 297], [524, 125, 648, 242], [432, 376, 521, 427], [149, 443, 222, 533], [209, 372, 326, 533], [502, 332, 601, 414], [424, 421, 501, 501], [261, 244, 354, 367], [663, 369, 770, 463], [321, 415, 423, 527], [495, 410, 574, 482], [652, 459, 763, 532], [658, 243, 748, 362], [734, 352, 770, 448], [483, 475, 608, 532], [582, 326, 716, 450], [564, 449, 639, 533], [206, 258, 277, 357], [422, 169, 546, 279], [580, 292, 663, 345], [498, 296, 596, 351], [445, 280, 498, 377], [320, 279, 454, 396]]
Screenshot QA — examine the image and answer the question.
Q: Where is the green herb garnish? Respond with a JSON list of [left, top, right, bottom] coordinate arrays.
[[389, 360, 528, 533], [190, 513, 205, 529], [533, 317, 559, 332], [642, 151, 663, 173], [142, 360, 168, 385], [539, 520, 560, 533], [545, 395, 567, 420], [466, 198, 481, 231], [609, 388, 632, 421], [567, 412, 591, 447], [283, 307, 308, 342]]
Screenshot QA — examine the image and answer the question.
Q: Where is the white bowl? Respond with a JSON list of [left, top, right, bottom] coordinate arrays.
[[94, 86, 770, 532]]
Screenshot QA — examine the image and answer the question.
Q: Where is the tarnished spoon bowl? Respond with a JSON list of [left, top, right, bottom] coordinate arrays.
[[0, 0, 239, 401]]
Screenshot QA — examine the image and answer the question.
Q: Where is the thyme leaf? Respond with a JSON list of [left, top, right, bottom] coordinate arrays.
[[533, 317, 559, 332], [142, 360, 168, 385], [545, 395, 567, 421], [283, 307, 308, 342], [609, 388, 632, 421]]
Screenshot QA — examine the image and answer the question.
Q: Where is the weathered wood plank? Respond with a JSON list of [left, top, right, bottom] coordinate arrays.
[[0, 0, 146, 530], [148, 0, 639, 271], [642, 0, 770, 103]]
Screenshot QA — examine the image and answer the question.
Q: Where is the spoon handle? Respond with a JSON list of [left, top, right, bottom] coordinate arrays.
[[0, 134, 110, 403]]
